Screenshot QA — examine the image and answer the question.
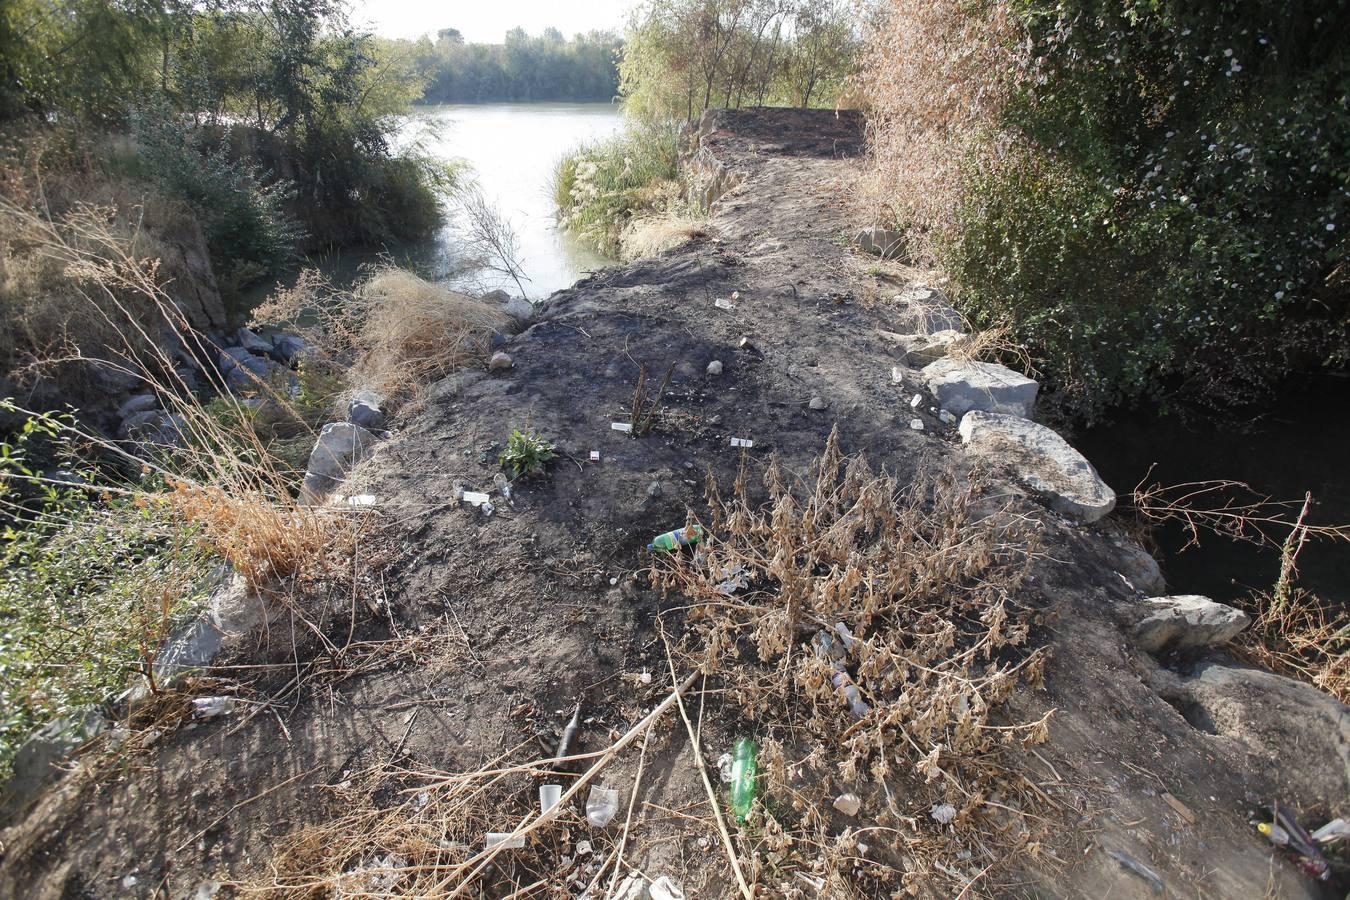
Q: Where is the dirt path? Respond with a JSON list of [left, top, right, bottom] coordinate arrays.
[[1, 109, 1343, 899]]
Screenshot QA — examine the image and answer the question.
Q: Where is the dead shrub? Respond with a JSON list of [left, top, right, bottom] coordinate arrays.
[[651, 428, 1057, 894], [620, 214, 708, 262]]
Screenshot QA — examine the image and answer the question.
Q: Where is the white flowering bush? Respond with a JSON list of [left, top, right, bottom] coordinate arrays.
[[861, 0, 1348, 421]]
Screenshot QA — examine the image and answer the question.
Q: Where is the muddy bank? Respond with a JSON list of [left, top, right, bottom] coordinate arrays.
[[1, 108, 1345, 899]]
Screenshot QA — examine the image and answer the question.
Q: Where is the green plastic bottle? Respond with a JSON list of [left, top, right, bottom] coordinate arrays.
[[646, 523, 704, 552], [728, 737, 758, 823]]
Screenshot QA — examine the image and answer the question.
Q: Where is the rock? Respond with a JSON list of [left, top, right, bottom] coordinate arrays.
[[909, 419, 924, 431], [225, 354, 279, 391], [879, 329, 964, 366], [809, 395, 827, 410], [302, 422, 377, 502], [90, 361, 141, 395], [706, 360, 724, 376], [117, 393, 159, 419], [1131, 596, 1250, 655], [490, 331, 509, 349], [938, 409, 957, 425], [893, 287, 964, 335], [149, 413, 189, 448], [1156, 662, 1350, 806], [234, 327, 273, 355], [154, 571, 269, 682], [347, 390, 387, 431], [268, 332, 309, 365], [855, 226, 905, 258], [489, 351, 514, 372], [922, 358, 1038, 418], [958, 411, 1116, 522], [217, 345, 254, 373], [481, 289, 511, 304], [1109, 538, 1166, 594], [118, 409, 167, 441], [833, 792, 861, 816], [503, 296, 534, 323], [1, 705, 107, 818]]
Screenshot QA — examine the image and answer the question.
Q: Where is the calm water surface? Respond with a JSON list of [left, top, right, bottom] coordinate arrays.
[[405, 102, 624, 298]]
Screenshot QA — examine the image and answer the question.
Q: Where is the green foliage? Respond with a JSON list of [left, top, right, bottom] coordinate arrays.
[[498, 429, 556, 479], [415, 28, 622, 103], [931, 0, 1349, 421], [0, 410, 209, 780], [554, 121, 684, 256]]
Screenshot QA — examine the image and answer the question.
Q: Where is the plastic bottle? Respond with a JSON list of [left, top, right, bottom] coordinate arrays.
[[646, 524, 704, 552], [728, 737, 758, 823]]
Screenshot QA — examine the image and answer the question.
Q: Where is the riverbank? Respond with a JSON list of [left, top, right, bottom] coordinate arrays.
[[1, 108, 1345, 898]]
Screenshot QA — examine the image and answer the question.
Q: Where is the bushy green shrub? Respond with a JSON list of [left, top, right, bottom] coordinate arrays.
[[863, 0, 1349, 422], [498, 429, 556, 479], [554, 121, 683, 256]]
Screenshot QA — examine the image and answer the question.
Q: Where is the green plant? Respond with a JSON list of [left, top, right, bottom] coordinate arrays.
[[498, 430, 556, 479]]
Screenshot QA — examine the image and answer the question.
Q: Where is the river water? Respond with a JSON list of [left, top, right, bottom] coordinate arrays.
[[403, 102, 624, 298]]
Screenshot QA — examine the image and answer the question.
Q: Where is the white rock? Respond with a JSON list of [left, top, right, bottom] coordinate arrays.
[[958, 411, 1115, 522], [909, 419, 924, 431], [489, 351, 514, 371], [503, 296, 534, 322], [1131, 596, 1251, 654], [809, 395, 827, 410], [833, 792, 861, 816], [707, 360, 724, 376], [302, 422, 377, 502], [910, 393, 923, 408], [923, 358, 1038, 418]]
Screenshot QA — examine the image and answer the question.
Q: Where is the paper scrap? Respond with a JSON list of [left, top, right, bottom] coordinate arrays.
[[730, 437, 754, 449], [462, 491, 490, 505], [611, 422, 633, 433], [589, 450, 601, 462], [714, 298, 736, 310]]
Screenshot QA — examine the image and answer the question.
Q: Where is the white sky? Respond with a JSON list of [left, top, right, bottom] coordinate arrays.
[[347, 0, 637, 43]]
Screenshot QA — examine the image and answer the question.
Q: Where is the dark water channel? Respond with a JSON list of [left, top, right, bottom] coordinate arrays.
[[1074, 373, 1350, 609]]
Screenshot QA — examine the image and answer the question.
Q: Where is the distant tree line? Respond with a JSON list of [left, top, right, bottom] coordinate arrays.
[[391, 28, 622, 104]]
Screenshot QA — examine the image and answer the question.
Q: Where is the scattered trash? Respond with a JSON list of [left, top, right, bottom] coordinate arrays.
[[647, 524, 704, 552], [493, 472, 512, 501], [939, 409, 957, 425], [485, 831, 525, 849], [192, 697, 235, 718], [738, 337, 755, 351], [891, 366, 904, 384], [553, 703, 583, 768], [589, 450, 601, 462], [714, 298, 736, 311], [462, 491, 491, 505], [728, 737, 759, 824], [909, 419, 924, 431], [730, 437, 754, 448], [192, 881, 221, 900], [539, 783, 562, 814], [833, 793, 861, 816], [1262, 801, 1332, 881], [1312, 817, 1350, 845], [796, 872, 826, 891], [611, 422, 633, 434], [1106, 849, 1164, 896], [480, 500, 495, 516], [910, 394, 923, 408], [121, 875, 138, 889], [1258, 821, 1291, 845], [931, 803, 957, 825], [638, 669, 652, 685], [333, 493, 378, 507], [707, 360, 724, 376], [1161, 792, 1195, 825], [614, 873, 647, 900], [649, 875, 686, 900], [717, 752, 735, 783], [575, 839, 593, 857], [715, 561, 749, 595], [812, 631, 870, 718], [414, 791, 430, 809], [646, 480, 662, 498], [585, 785, 620, 827]]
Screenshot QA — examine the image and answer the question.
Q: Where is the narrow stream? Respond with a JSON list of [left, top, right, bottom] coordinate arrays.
[[1075, 373, 1350, 610]]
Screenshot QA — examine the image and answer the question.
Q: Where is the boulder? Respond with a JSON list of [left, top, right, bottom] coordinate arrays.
[[269, 333, 309, 365], [489, 351, 514, 372], [302, 422, 377, 502], [1108, 538, 1166, 595], [855, 227, 905, 259], [958, 411, 1115, 522], [116, 393, 159, 420], [879, 329, 964, 367], [155, 571, 270, 681], [234, 327, 273, 356], [893, 286, 964, 335], [118, 409, 167, 441], [1131, 596, 1250, 655], [347, 390, 387, 431], [217, 345, 254, 373], [503, 296, 534, 323], [482, 289, 511, 304], [924, 359, 1038, 418], [225, 354, 279, 392], [1, 705, 107, 819]]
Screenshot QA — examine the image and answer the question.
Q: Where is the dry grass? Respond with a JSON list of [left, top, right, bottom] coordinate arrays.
[[620, 214, 709, 262], [648, 429, 1058, 895], [252, 267, 506, 409], [853, 0, 1024, 257]]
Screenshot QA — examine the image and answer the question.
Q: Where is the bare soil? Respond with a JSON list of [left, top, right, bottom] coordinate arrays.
[[1, 109, 1344, 899]]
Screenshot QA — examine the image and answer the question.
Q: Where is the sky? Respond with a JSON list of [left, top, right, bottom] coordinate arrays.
[[346, 0, 637, 43]]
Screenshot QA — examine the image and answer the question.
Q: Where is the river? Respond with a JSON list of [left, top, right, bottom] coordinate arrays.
[[403, 102, 624, 298]]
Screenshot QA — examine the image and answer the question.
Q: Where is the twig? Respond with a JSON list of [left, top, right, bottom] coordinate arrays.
[[605, 729, 652, 898]]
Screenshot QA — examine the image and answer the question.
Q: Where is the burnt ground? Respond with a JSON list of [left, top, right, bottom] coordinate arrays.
[[1, 108, 1345, 899]]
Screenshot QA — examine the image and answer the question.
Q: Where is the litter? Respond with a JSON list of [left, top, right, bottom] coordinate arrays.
[[649, 876, 685, 900], [891, 366, 904, 384], [715, 562, 748, 595], [333, 493, 377, 507], [909, 419, 924, 431], [813, 631, 870, 718], [647, 524, 704, 552], [1106, 849, 1164, 895], [552, 703, 583, 769], [493, 472, 512, 501], [611, 422, 633, 433], [575, 839, 593, 857], [717, 752, 735, 783], [728, 737, 759, 823], [1264, 801, 1331, 880], [931, 803, 957, 825], [539, 783, 562, 814], [1311, 817, 1349, 845], [484, 832, 525, 849], [939, 409, 957, 425], [614, 874, 647, 900], [833, 793, 861, 816], [585, 785, 620, 827], [910, 394, 923, 408], [192, 697, 235, 718], [714, 298, 736, 310], [637, 670, 652, 685], [589, 450, 601, 462], [730, 437, 754, 448], [462, 491, 490, 505]]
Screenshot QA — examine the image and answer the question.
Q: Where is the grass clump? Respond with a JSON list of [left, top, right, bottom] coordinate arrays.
[[652, 429, 1056, 893], [498, 429, 556, 480], [553, 121, 684, 257]]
